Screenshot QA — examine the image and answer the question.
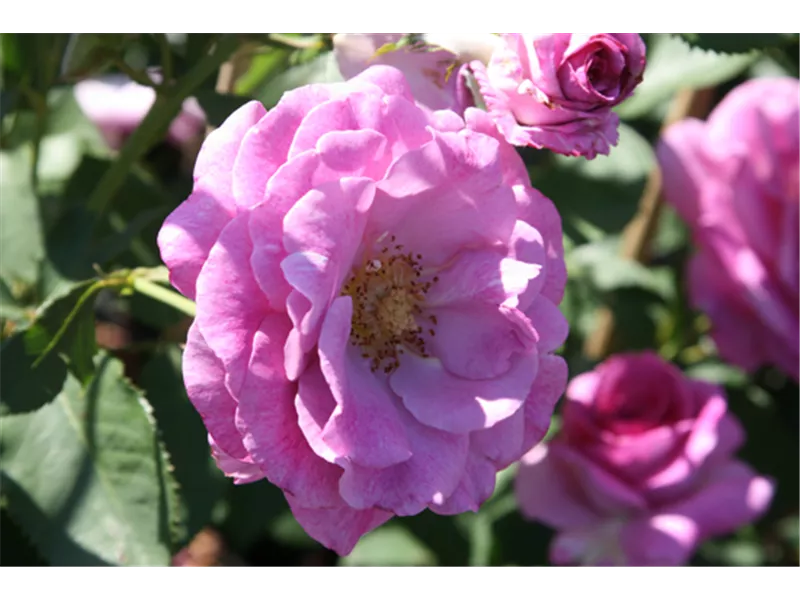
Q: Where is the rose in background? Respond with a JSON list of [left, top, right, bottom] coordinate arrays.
[[515, 352, 774, 566], [470, 33, 646, 159], [158, 65, 568, 555], [74, 74, 206, 152], [332, 33, 477, 114], [657, 77, 799, 382]]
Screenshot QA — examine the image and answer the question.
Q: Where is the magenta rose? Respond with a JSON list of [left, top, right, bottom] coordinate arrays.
[[74, 74, 206, 151], [157, 66, 568, 555], [470, 33, 646, 159], [657, 77, 799, 382], [515, 352, 774, 566], [333, 33, 474, 114]]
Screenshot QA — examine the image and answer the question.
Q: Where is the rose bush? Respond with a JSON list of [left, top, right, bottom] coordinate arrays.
[[515, 351, 774, 566], [657, 77, 799, 382], [157, 65, 568, 555], [74, 74, 206, 150], [470, 33, 646, 159]]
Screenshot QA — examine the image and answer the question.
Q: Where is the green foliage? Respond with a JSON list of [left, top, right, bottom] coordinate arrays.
[[1, 278, 105, 416], [617, 34, 756, 120], [0, 354, 183, 565], [680, 33, 799, 55]]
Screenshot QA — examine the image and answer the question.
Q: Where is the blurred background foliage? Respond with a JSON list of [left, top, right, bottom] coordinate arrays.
[[0, 32, 798, 566]]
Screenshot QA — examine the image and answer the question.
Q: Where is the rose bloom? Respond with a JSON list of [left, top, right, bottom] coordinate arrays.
[[158, 65, 568, 555], [333, 33, 475, 114], [470, 33, 646, 159], [515, 352, 774, 566], [74, 74, 206, 151], [657, 77, 799, 382]]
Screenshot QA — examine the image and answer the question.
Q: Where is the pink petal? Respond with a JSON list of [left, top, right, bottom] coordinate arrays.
[[209, 436, 264, 485], [247, 201, 293, 312], [286, 493, 393, 556], [346, 64, 416, 100], [525, 295, 569, 352], [429, 451, 497, 515], [232, 86, 332, 209], [514, 187, 568, 306], [236, 315, 344, 509], [661, 461, 775, 539], [391, 348, 539, 434], [469, 407, 524, 470], [550, 443, 648, 514], [619, 514, 699, 566], [521, 354, 569, 451], [194, 212, 270, 395], [280, 178, 375, 357], [157, 101, 266, 299], [182, 321, 249, 461], [369, 131, 516, 266], [337, 400, 469, 516], [515, 444, 603, 530], [317, 297, 412, 469], [426, 304, 537, 380], [423, 248, 541, 309], [656, 118, 712, 227], [295, 360, 339, 463]]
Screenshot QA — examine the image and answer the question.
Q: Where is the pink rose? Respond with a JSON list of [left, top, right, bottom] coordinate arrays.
[[74, 74, 206, 150], [333, 33, 474, 114], [157, 66, 568, 555], [470, 33, 646, 159], [515, 352, 774, 566], [657, 77, 799, 382]]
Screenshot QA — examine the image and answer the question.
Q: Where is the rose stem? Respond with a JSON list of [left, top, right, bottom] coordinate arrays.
[[583, 87, 716, 360]]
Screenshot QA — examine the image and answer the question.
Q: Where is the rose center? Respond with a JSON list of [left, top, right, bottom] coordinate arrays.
[[342, 235, 438, 374]]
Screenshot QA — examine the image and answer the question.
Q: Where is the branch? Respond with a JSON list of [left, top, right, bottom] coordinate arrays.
[[582, 87, 717, 360]]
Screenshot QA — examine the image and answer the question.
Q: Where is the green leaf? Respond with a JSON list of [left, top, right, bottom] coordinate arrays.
[[235, 47, 292, 96], [256, 51, 342, 109], [139, 346, 226, 540], [343, 524, 437, 566], [0, 147, 45, 286], [0, 354, 182, 565], [680, 33, 798, 55], [1, 276, 120, 416], [194, 91, 252, 127], [617, 34, 756, 120], [531, 124, 653, 244], [569, 238, 675, 300]]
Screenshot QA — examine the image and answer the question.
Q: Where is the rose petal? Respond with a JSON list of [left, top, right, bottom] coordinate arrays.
[[392, 349, 538, 434], [194, 212, 270, 395], [237, 315, 344, 509], [286, 492, 393, 556], [317, 296, 412, 469], [337, 401, 468, 516]]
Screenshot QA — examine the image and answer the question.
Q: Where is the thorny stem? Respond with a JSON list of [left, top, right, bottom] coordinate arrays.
[[583, 87, 717, 360]]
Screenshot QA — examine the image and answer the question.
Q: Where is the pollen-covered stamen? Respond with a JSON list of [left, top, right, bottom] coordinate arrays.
[[342, 237, 437, 373]]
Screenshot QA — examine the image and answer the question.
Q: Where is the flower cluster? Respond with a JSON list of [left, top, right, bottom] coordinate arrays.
[[158, 34, 780, 561], [334, 33, 647, 159]]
